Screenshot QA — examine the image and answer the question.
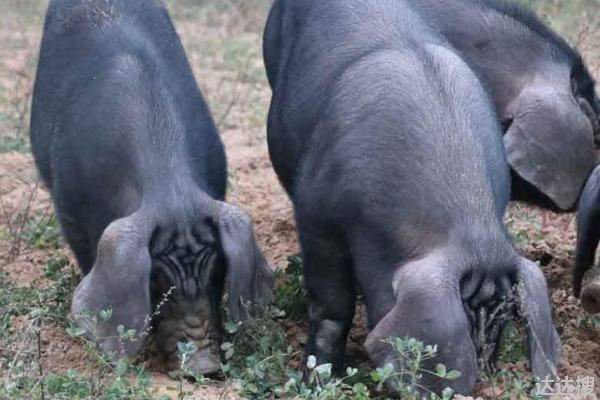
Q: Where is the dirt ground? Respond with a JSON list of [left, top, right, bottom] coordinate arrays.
[[0, 1, 599, 399]]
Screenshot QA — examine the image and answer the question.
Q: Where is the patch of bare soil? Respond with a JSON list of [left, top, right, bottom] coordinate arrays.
[[149, 373, 239, 400], [0, 153, 48, 222], [40, 324, 88, 374]]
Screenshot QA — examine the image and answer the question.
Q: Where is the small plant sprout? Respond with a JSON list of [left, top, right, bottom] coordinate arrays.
[[274, 254, 308, 320], [370, 337, 459, 399], [115, 324, 137, 342], [177, 341, 199, 368], [99, 308, 113, 322], [171, 341, 208, 399]]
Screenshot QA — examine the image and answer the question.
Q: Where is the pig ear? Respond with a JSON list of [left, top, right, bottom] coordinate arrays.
[[365, 255, 477, 394], [215, 202, 274, 321], [504, 84, 596, 210], [516, 258, 561, 379], [574, 165, 600, 297], [71, 213, 153, 358]]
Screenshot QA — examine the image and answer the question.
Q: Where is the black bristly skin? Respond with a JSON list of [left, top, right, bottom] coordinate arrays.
[[405, 0, 599, 212], [264, 0, 560, 395], [574, 166, 600, 314], [30, 0, 272, 373]]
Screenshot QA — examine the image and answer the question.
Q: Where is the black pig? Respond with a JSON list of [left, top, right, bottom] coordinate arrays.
[[406, 0, 600, 211], [264, 0, 560, 394], [30, 0, 272, 373]]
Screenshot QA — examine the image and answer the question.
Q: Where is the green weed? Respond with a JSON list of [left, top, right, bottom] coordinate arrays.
[[0, 136, 29, 153], [497, 323, 528, 364], [6, 207, 64, 259], [274, 254, 307, 321], [222, 307, 459, 400]]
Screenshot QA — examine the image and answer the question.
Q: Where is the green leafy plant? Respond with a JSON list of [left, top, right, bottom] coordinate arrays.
[[578, 314, 600, 330], [505, 215, 533, 246], [221, 306, 292, 399], [281, 357, 374, 400], [19, 211, 64, 250], [370, 337, 458, 400], [282, 337, 458, 400], [43, 357, 154, 400], [59, 317, 154, 399], [274, 255, 308, 320], [222, 310, 459, 400], [497, 323, 528, 364], [0, 255, 75, 342], [6, 207, 64, 258], [0, 136, 29, 153], [169, 341, 209, 399]]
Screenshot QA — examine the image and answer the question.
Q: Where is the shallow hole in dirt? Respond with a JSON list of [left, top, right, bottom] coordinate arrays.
[[538, 252, 554, 266]]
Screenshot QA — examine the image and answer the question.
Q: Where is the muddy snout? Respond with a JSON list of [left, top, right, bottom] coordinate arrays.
[[153, 300, 222, 375], [580, 277, 600, 314]]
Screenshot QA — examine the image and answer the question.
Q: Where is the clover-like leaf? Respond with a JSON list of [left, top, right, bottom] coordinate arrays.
[[435, 363, 447, 377], [99, 308, 112, 322], [177, 341, 198, 355], [446, 370, 461, 380], [314, 363, 332, 380], [352, 382, 369, 395], [284, 377, 297, 392], [441, 387, 454, 400], [66, 325, 86, 337], [224, 320, 240, 334], [121, 329, 137, 340], [371, 362, 395, 383], [221, 342, 233, 351]]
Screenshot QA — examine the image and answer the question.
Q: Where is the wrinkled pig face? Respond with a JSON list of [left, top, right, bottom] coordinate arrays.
[[364, 254, 561, 395], [149, 227, 225, 374], [70, 203, 273, 373]]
